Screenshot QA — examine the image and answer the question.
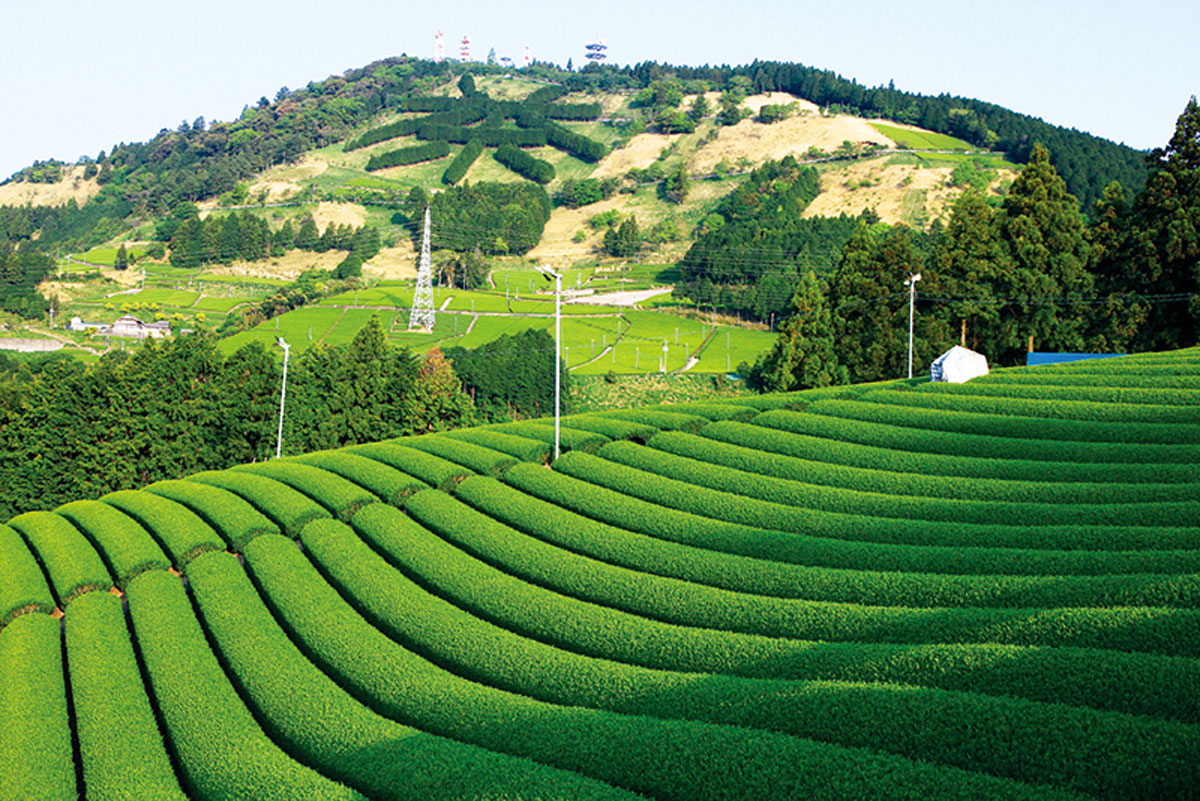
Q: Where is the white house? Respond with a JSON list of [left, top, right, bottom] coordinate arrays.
[[108, 315, 170, 339], [930, 346, 989, 383]]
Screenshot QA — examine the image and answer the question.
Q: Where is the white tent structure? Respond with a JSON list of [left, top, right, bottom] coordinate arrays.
[[930, 346, 989, 383]]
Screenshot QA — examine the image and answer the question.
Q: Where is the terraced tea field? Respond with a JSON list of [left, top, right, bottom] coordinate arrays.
[[2, 348, 1198, 800]]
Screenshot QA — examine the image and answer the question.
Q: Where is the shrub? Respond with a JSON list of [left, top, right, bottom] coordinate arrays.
[[457, 476, 1200, 609], [493, 144, 555, 184], [598, 408, 710, 433], [54, 501, 171, 589], [188, 548, 634, 801], [7, 511, 113, 606], [125, 570, 365, 800], [100, 490, 224, 567], [143, 479, 280, 551], [291, 451, 425, 506], [365, 140, 450, 171], [544, 122, 607, 162], [234, 462, 379, 522], [0, 525, 55, 628], [401, 436, 517, 478], [485, 421, 610, 454], [246, 527, 1073, 801], [348, 442, 472, 491], [443, 429, 551, 463], [916, 381, 1200, 406], [65, 592, 187, 800], [188, 470, 330, 538], [0, 613, 76, 801], [543, 102, 602, 120], [442, 138, 483, 185]]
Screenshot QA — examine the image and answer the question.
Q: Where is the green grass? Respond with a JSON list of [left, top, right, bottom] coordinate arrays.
[[870, 123, 975, 151]]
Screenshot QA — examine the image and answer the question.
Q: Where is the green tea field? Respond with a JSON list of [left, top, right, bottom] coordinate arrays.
[[2, 348, 1198, 800]]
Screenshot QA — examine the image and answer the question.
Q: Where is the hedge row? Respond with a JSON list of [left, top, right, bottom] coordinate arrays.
[[666, 426, 1200, 505], [757, 408, 1200, 465], [65, 592, 187, 801], [332, 507, 1198, 801], [143, 478, 280, 551], [126, 569, 365, 800], [837, 395, 1200, 445], [852, 386, 1200, 425], [248, 528, 1071, 801], [458, 476, 1200, 609], [486, 421, 611, 454], [54, 500, 170, 589], [554, 451, 1200, 556], [0, 525, 55, 628], [397, 96, 457, 113], [344, 500, 1200, 724], [234, 462, 379, 522], [188, 470, 330, 538], [603, 438, 1198, 529], [914, 381, 1200, 406], [100, 490, 224, 567], [7, 511, 112, 606], [544, 122, 607, 162], [978, 371, 1200, 389], [401, 435, 515, 478], [493, 143, 555, 184], [442, 137, 482, 185], [348, 442, 472, 490], [598, 408, 710, 433], [405, 489, 1200, 657], [504, 462, 1200, 577], [0, 613, 76, 801], [365, 140, 450, 171], [523, 85, 569, 105], [706, 419, 1200, 484], [443, 428, 551, 463], [344, 119, 414, 151], [292, 450, 425, 506], [531, 414, 659, 443], [644, 401, 758, 422], [544, 102, 603, 120], [417, 123, 547, 147], [188, 549, 625, 801]]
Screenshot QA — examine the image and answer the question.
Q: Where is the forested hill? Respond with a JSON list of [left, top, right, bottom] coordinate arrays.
[[2, 55, 1149, 256]]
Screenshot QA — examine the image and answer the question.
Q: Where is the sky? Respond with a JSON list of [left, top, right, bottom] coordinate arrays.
[[1, 0, 1196, 179]]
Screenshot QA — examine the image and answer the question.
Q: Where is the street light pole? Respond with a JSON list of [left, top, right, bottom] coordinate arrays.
[[275, 337, 290, 459], [904, 273, 921, 379], [536, 265, 563, 461]]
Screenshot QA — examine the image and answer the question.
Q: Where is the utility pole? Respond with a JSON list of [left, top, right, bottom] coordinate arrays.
[[905, 273, 921, 379], [275, 337, 290, 459], [536, 265, 563, 461]]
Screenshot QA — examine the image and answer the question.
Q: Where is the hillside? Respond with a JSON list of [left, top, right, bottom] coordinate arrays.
[[1, 347, 1198, 799]]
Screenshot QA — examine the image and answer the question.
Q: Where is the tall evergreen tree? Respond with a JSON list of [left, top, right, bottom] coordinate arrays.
[[753, 271, 844, 391], [1125, 96, 1200, 349], [936, 190, 1005, 350], [992, 143, 1093, 357]]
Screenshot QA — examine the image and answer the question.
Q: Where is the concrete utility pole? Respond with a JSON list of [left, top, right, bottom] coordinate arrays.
[[536, 265, 563, 461], [275, 337, 290, 459], [904, 273, 921, 379]]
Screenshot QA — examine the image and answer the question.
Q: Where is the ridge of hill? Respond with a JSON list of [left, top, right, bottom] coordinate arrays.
[[1, 346, 1198, 799]]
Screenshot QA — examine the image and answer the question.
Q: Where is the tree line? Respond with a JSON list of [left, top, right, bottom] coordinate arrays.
[[402, 181, 552, 256], [749, 98, 1200, 390]]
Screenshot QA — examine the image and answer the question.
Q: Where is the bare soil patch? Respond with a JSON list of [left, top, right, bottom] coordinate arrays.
[[0, 166, 100, 207]]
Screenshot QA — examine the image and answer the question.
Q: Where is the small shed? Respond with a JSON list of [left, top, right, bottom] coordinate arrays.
[[930, 346, 988, 383]]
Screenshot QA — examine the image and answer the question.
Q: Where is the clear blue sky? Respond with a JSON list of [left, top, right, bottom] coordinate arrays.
[[1, 0, 1195, 180]]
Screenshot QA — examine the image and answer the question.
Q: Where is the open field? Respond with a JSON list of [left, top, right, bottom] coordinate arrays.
[[3, 346, 1198, 800], [869, 122, 975, 151]]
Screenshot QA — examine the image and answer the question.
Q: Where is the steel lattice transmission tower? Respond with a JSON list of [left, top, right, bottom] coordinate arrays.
[[409, 207, 436, 331]]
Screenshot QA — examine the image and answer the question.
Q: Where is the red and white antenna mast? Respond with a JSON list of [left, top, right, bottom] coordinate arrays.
[[523, 44, 532, 67], [434, 30, 444, 63], [460, 34, 470, 62]]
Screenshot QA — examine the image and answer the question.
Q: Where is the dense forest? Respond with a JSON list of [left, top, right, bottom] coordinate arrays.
[[445, 329, 568, 421], [401, 181, 552, 256], [750, 98, 1200, 389], [0, 318, 474, 519]]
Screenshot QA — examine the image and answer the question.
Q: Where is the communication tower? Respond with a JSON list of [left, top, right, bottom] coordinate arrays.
[[409, 207, 436, 331], [585, 38, 608, 64], [460, 35, 470, 62], [523, 44, 532, 67], [433, 30, 445, 63]]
